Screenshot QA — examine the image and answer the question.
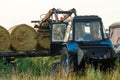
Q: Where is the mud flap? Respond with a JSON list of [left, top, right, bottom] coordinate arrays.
[[66, 42, 84, 65], [77, 48, 84, 65], [60, 46, 84, 70]]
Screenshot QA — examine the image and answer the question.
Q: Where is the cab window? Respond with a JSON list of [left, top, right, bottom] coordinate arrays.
[[52, 23, 67, 42], [75, 21, 102, 41]]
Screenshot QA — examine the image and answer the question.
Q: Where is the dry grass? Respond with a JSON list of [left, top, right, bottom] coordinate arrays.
[[0, 57, 120, 80]]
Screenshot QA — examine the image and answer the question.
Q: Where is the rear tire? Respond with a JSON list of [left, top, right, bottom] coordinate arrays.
[[50, 61, 61, 74]]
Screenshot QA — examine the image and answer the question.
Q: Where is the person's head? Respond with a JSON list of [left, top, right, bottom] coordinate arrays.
[[76, 31, 83, 39], [93, 34, 97, 38], [92, 32, 99, 39], [77, 31, 80, 35]]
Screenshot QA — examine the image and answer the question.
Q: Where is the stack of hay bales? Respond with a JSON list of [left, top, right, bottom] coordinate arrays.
[[8, 24, 37, 51], [35, 28, 50, 50], [0, 25, 11, 52], [0, 24, 50, 52]]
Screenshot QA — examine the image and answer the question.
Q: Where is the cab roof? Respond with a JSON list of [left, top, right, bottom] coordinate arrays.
[[109, 22, 120, 29], [73, 15, 101, 21]]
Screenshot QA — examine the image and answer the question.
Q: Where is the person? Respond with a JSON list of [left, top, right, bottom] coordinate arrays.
[[93, 33, 98, 39], [75, 31, 84, 41], [82, 32, 100, 41], [91, 32, 102, 40]]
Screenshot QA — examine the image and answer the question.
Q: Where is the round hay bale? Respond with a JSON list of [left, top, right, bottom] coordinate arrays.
[[35, 28, 50, 50], [0, 25, 11, 52], [8, 24, 37, 51]]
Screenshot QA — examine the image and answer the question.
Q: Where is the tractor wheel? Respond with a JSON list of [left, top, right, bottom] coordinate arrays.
[[60, 47, 79, 72], [50, 61, 61, 74], [100, 62, 116, 72]]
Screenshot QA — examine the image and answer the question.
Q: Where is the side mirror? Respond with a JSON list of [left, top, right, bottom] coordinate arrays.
[[105, 28, 109, 33], [105, 33, 109, 38], [105, 28, 109, 38]]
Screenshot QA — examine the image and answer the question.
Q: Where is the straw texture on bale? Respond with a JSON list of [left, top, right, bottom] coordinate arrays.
[[0, 25, 11, 52], [35, 28, 50, 50], [9, 24, 37, 51]]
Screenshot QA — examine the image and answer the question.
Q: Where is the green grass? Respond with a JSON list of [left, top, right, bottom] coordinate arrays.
[[0, 57, 120, 80]]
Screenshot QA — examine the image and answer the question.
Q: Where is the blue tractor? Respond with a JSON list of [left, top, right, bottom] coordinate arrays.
[[50, 15, 117, 71]]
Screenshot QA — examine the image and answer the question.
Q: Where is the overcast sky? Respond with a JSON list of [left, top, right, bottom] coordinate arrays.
[[0, 0, 120, 29]]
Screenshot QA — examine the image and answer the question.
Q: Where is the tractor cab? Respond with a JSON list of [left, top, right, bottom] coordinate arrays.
[[73, 16, 105, 42], [50, 16, 117, 60], [72, 16, 117, 61]]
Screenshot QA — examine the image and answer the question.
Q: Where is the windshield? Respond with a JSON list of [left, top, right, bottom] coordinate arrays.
[[75, 21, 102, 42], [52, 23, 67, 42]]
